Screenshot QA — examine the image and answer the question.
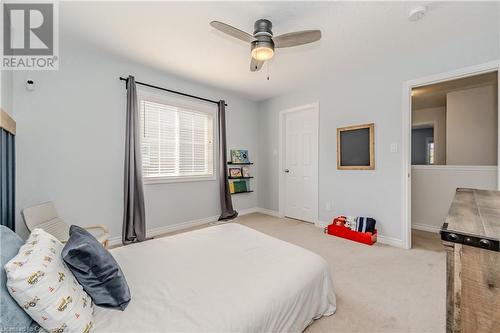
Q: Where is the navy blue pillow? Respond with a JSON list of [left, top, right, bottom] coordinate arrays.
[[62, 225, 131, 310]]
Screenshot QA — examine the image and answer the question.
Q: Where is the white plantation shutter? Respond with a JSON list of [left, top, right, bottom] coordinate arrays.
[[139, 97, 215, 180]]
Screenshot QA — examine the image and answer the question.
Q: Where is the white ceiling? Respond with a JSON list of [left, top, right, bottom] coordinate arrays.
[[60, 1, 499, 101]]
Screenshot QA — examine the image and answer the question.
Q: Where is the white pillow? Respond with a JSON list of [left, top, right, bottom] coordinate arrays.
[[5, 228, 94, 333]]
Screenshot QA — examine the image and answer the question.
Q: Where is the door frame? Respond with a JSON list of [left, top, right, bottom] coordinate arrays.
[[278, 102, 320, 225], [401, 60, 500, 249]]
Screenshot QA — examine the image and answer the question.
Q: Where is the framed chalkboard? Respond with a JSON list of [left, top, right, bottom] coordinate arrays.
[[337, 123, 374, 170]]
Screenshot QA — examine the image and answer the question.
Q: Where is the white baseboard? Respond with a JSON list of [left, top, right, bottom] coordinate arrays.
[[412, 223, 441, 234], [238, 207, 260, 216], [109, 208, 404, 249], [108, 214, 220, 247], [377, 234, 404, 248], [316, 221, 329, 228], [109, 207, 278, 247], [255, 208, 281, 217]]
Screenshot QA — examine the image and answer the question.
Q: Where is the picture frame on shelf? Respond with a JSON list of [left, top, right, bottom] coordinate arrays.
[[230, 149, 249, 163], [229, 168, 243, 178], [241, 166, 251, 177]]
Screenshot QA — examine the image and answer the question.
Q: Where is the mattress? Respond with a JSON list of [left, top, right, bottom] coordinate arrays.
[[94, 223, 336, 332]]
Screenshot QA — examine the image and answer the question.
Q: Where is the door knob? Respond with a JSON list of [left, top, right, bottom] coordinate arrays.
[[284, 169, 290, 173]]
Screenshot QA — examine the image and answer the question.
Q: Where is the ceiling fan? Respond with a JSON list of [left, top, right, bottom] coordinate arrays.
[[210, 19, 321, 72]]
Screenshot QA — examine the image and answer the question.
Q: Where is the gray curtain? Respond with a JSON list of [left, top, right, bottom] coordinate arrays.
[[218, 101, 238, 221], [0, 128, 15, 231], [123, 75, 146, 244]]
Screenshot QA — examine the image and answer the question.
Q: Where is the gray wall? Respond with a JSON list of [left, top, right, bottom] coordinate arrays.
[[12, 34, 259, 239], [258, 39, 499, 241], [446, 85, 498, 165], [1, 70, 14, 114]]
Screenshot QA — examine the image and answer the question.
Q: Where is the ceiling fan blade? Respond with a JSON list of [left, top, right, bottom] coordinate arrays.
[[210, 21, 255, 43], [250, 58, 264, 72], [274, 30, 321, 48]]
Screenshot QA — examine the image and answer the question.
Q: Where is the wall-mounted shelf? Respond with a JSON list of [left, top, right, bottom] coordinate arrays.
[[230, 190, 254, 195], [228, 159, 254, 194], [227, 162, 254, 165]]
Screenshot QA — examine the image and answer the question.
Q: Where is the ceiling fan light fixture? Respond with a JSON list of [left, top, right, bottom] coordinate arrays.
[[210, 19, 322, 72], [251, 40, 274, 61]]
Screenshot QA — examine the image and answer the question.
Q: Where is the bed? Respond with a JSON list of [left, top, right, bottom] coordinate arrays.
[[93, 223, 336, 332]]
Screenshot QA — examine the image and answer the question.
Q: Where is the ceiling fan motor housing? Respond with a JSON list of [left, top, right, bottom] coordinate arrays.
[[251, 19, 275, 61], [254, 19, 273, 37]]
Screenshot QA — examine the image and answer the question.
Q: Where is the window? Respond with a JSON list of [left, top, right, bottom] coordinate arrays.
[[427, 141, 435, 165], [138, 91, 216, 183]]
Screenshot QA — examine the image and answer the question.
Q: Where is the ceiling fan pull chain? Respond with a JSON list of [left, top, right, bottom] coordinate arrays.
[[267, 62, 270, 81]]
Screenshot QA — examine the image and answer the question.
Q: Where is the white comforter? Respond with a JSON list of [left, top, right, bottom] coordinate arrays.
[[94, 223, 336, 332]]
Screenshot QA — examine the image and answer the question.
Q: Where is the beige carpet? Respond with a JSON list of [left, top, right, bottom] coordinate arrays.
[[159, 213, 446, 333]]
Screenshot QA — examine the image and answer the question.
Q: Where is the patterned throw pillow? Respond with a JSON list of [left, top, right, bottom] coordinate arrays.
[[4, 229, 94, 333]]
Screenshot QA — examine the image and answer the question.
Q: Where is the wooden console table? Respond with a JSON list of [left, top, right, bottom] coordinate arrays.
[[441, 188, 500, 332]]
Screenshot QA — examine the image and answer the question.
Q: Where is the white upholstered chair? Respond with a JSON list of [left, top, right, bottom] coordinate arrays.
[[22, 202, 110, 248]]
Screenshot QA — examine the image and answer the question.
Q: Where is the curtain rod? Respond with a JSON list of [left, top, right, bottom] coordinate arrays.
[[119, 77, 227, 107]]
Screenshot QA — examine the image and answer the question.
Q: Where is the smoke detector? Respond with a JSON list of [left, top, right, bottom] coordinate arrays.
[[409, 6, 427, 21]]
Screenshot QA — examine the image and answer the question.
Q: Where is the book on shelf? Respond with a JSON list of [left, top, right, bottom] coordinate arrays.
[[233, 180, 247, 193]]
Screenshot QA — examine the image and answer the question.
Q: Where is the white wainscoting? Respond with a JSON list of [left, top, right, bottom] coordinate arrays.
[[411, 165, 497, 232]]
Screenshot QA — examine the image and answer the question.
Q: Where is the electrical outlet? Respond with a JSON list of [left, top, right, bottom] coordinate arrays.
[[390, 143, 398, 153], [325, 201, 332, 211]]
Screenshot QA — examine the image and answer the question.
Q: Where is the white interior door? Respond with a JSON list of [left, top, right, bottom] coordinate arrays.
[[283, 106, 318, 223]]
